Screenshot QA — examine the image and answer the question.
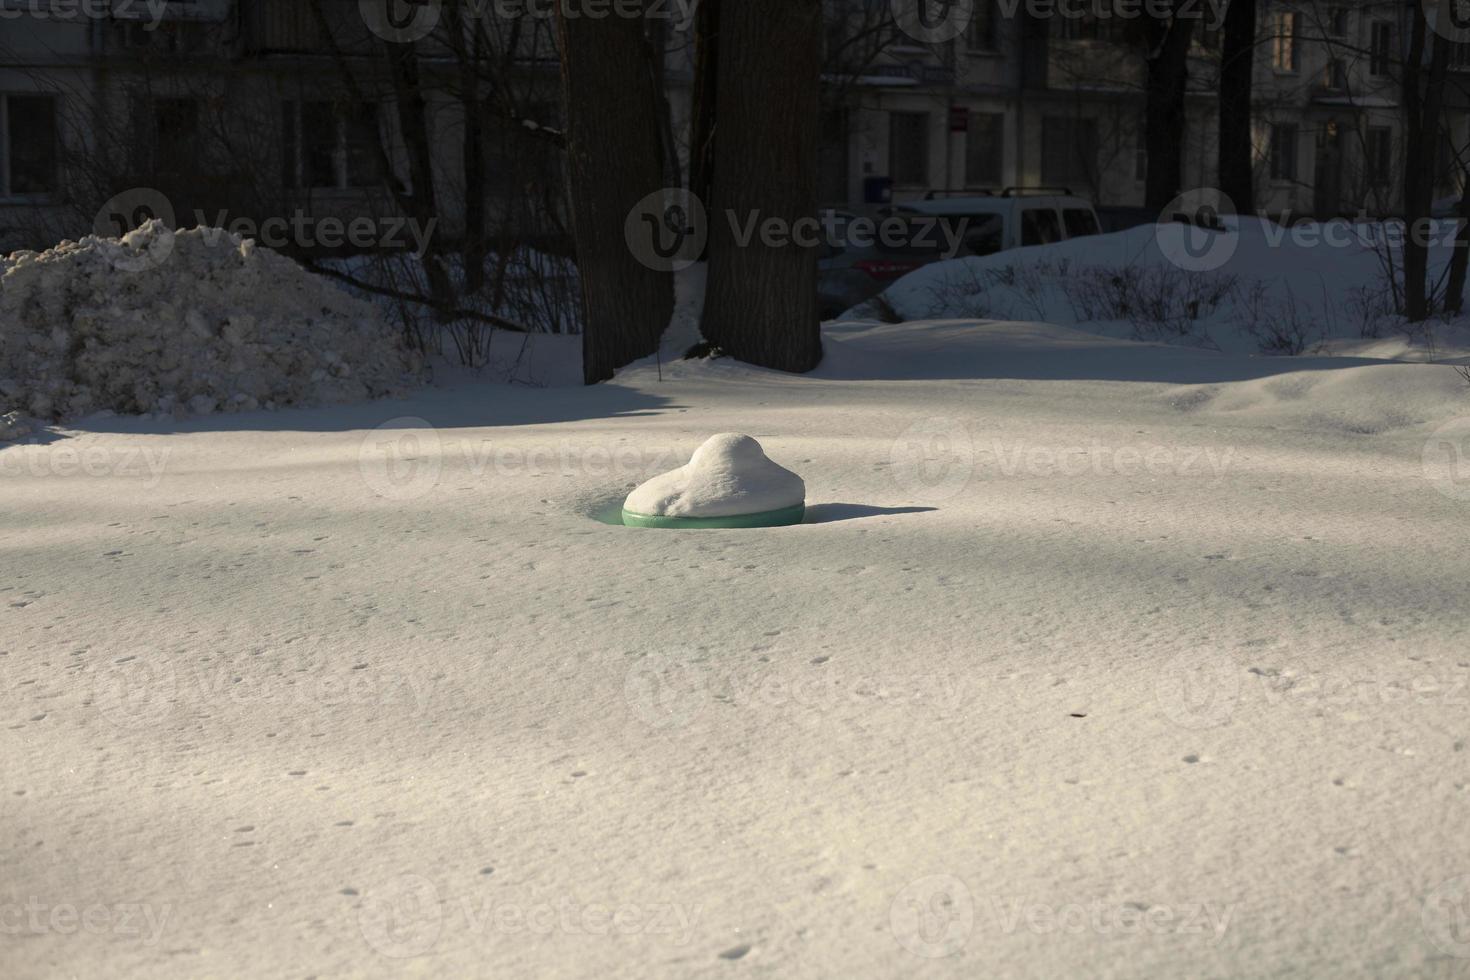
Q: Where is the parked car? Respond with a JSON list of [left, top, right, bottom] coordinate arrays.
[[1096, 205, 1159, 233], [902, 188, 1102, 257], [817, 207, 961, 319]]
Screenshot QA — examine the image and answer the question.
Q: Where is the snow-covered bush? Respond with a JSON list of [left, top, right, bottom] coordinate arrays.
[[0, 222, 422, 424], [880, 219, 1470, 356]]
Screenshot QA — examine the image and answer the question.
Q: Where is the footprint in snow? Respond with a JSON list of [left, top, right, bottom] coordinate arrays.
[[718, 945, 751, 961]]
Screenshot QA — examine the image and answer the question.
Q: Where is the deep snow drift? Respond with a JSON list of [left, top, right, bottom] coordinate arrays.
[[870, 217, 1470, 359], [0, 222, 420, 430]]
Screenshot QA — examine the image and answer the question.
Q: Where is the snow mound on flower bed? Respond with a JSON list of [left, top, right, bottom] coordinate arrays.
[[0, 221, 421, 429], [871, 217, 1470, 358]]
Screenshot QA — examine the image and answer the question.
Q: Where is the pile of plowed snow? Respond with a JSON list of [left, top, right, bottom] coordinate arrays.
[[0, 221, 421, 430]]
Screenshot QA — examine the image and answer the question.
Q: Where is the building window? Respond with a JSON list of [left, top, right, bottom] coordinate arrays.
[[1365, 126, 1391, 186], [1040, 116, 1097, 188], [965, 0, 996, 51], [283, 100, 384, 190], [1328, 7, 1348, 36], [1321, 59, 1347, 91], [1, 94, 58, 197], [1370, 21, 1393, 76], [153, 98, 200, 175], [1271, 11, 1300, 72], [1055, 3, 1122, 42], [1269, 123, 1298, 180], [889, 111, 930, 187], [965, 112, 1003, 186]]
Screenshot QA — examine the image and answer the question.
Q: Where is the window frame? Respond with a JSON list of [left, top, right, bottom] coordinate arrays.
[[964, 111, 1004, 188], [1040, 115, 1098, 189], [1272, 11, 1300, 73], [1269, 123, 1299, 181], [283, 99, 384, 192], [1365, 125, 1392, 187], [888, 110, 931, 188], [0, 92, 60, 201], [1369, 21, 1393, 77]]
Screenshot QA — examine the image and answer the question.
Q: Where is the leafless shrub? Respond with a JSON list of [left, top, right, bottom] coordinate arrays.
[[1061, 265, 1235, 341], [1345, 280, 1395, 339], [1241, 286, 1319, 355]]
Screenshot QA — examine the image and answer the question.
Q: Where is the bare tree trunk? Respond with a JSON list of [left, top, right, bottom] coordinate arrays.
[[1444, 175, 1470, 315], [688, 0, 721, 211], [1402, 8, 1450, 321], [555, 3, 673, 384], [700, 0, 823, 373], [383, 41, 456, 316], [1217, 0, 1255, 212], [1143, 5, 1197, 210], [456, 18, 488, 296]]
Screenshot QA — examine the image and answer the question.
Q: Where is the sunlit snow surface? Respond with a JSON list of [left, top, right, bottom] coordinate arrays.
[[3, 320, 1469, 977]]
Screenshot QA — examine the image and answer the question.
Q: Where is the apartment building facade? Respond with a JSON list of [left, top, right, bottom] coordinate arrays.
[[2, 0, 1467, 258], [824, 0, 1467, 218]]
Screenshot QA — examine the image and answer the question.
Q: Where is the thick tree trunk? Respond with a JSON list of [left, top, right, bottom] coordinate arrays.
[[555, 5, 673, 384], [1144, 6, 1197, 210], [700, 0, 823, 373], [1217, 0, 1255, 212]]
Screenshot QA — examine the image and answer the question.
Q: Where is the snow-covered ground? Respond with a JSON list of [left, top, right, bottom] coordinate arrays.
[[3, 318, 1470, 977]]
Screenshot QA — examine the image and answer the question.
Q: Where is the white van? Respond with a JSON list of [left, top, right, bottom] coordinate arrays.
[[899, 188, 1103, 257]]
